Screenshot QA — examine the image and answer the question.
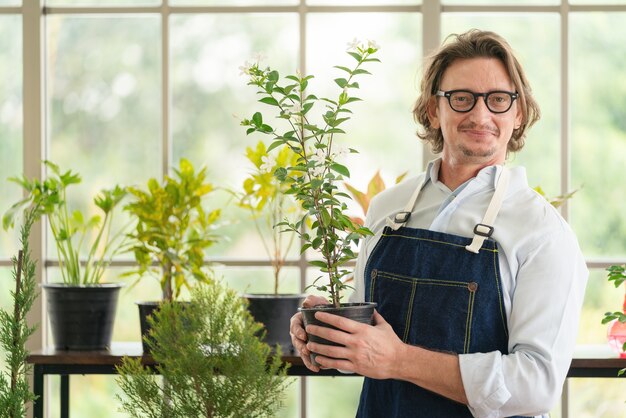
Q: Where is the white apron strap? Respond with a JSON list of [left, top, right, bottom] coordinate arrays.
[[386, 175, 428, 231], [465, 167, 510, 253]]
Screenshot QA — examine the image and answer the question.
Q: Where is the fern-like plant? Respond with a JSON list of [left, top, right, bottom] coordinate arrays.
[[116, 280, 291, 417], [0, 205, 40, 417]]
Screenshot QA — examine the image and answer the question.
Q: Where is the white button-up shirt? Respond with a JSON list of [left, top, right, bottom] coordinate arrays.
[[350, 159, 588, 418]]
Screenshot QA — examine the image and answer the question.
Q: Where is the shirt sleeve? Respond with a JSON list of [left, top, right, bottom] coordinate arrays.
[[459, 225, 588, 418]]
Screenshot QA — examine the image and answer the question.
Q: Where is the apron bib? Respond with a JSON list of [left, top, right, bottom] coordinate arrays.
[[356, 169, 526, 418]]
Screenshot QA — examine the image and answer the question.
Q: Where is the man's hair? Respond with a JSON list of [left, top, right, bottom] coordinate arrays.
[[413, 29, 541, 154]]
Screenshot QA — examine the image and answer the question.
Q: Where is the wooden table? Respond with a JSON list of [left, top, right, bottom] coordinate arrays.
[[27, 343, 625, 418]]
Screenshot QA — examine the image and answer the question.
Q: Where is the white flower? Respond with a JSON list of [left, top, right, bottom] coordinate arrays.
[[332, 145, 349, 161], [290, 102, 302, 114], [252, 52, 266, 64], [239, 60, 253, 76], [310, 165, 325, 178], [346, 38, 361, 52], [309, 148, 326, 165], [367, 39, 380, 50], [260, 154, 276, 173]]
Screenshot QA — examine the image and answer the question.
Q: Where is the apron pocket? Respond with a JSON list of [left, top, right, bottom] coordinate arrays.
[[372, 270, 477, 354]]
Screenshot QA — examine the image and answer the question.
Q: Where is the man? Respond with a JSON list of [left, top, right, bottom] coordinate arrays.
[[290, 29, 588, 417]]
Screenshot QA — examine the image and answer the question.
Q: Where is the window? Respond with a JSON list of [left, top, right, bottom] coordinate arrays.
[[2, 1, 626, 417]]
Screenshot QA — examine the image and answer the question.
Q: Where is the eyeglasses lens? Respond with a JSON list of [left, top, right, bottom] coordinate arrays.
[[449, 92, 512, 113]]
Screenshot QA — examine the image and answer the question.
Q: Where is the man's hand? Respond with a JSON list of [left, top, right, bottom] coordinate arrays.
[[304, 309, 404, 379], [289, 295, 329, 372]]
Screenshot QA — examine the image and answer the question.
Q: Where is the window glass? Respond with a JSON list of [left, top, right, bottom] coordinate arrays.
[[171, 0, 297, 5], [577, 268, 624, 346], [443, 0, 558, 4], [568, 378, 626, 417], [307, 376, 364, 417], [0, 15, 22, 258], [569, 0, 626, 4], [570, 12, 626, 257], [217, 266, 302, 294], [46, 0, 159, 5], [307, 0, 419, 5], [307, 12, 423, 202], [170, 13, 299, 259], [46, 15, 161, 258], [442, 13, 561, 195]]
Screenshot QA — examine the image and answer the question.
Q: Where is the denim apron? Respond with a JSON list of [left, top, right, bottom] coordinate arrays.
[[357, 168, 525, 418]]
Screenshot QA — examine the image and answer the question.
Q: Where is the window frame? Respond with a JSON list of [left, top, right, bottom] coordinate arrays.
[[2, 1, 625, 417]]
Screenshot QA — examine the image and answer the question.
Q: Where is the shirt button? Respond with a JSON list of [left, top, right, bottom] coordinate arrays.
[[370, 269, 378, 279]]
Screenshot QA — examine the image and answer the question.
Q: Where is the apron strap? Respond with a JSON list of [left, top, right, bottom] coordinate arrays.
[[465, 167, 510, 253], [386, 175, 428, 231]]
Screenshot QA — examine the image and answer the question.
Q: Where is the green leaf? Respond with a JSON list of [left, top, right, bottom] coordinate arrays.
[[259, 97, 279, 106], [252, 112, 263, 126], [347, 51, 363, 62], [333, 65, 352, 74], [334, 78, 348, 88], [329, 163, 350, 177], [308, 260, 327, 268]]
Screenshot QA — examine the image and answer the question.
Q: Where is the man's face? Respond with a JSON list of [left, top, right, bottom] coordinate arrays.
[[427, 57, 523, 166]]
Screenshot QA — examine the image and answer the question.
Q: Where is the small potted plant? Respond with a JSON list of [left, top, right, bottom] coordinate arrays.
[[602, 265, 626, 367], [123, 158, 222, 350], [232, 140, 306, 350], [2, 161, 129, 350], [240, 39, 380, 363], [116, 280, 291, 417]]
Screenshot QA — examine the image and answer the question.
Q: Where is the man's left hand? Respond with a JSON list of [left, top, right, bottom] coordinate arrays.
[[305, 309, 404, 379]]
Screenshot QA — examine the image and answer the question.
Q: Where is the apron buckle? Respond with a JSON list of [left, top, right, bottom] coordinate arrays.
[[473, 223, 494, 238], [394, 211, 411, 223]]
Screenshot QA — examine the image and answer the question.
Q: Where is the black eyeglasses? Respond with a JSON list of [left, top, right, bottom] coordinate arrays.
[[435, 90, 519, 114]]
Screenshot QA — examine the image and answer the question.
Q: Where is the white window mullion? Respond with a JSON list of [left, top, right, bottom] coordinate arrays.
[[22, 0, 46, 355], [560, 0, 571, 223], [421, 0, 441, 170], [162, 1, 171, 178]]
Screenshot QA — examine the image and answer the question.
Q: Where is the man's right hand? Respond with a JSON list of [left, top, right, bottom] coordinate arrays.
[[289, 295, 329, 372]]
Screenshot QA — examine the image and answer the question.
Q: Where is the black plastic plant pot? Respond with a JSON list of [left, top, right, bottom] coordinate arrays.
[[243, 293, 306, 353], [299, 302, 377, 367], [136, 301, 160, 353], [137, 300, 192, 353], [43, 283, 123, 351]]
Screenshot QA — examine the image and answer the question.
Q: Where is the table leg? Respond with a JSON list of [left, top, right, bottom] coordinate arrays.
[[61, 374, 69, 418], [33, 364, 44, 418]]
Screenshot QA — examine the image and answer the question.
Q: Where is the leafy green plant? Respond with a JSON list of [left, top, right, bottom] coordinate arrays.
[[533, 185, 579, 209], [344, 170, 407, 226], [240, 40, 379, 308], [124, 159, 221, 301], [601, 264, 626, 376], [232, 140, 303, 294], [2, 161, 128, 285], [116, 280, 291, 418], [0, 204, 40, 417]]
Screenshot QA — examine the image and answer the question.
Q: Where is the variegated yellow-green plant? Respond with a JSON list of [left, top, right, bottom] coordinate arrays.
[[123, 159, 221, 301], [235, 140, 303, 294]]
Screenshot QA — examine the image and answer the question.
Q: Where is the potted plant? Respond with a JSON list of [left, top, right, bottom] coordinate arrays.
[[240, 39, 380, 364], [116, 280, 291, 417], [602, 265, 626, 371], [123, 158, 221, 350], [2, 161, 128, 350], [344, 170, 408, 227], [232, 140, 306, 351], [0, 204, 40, 415]]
